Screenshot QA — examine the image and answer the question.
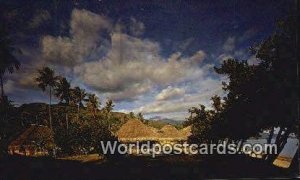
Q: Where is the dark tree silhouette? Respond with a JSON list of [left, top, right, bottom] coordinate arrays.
[[0, 25, 20, 102], [86, 93, 100, 118], [187, 15, 298, 163], [70, 86, 87, 121], [55, 76, 71, 104], [35, 67, 58, 130]]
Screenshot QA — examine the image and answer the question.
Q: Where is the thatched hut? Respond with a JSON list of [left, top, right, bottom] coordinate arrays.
[[179, 126, 192, 139], [8, 124, 54, 156], [116, 119, 192, 142], [158, 125, 180, 141], [116, 119, 159, 142]]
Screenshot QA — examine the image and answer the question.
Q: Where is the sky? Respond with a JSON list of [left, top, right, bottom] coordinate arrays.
[[0, 0, 293, 121]]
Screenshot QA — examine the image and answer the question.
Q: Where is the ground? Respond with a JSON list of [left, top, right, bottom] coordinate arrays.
[[0, 154, 298, 179]]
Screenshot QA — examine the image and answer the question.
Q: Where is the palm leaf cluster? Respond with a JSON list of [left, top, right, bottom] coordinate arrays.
[[35, 66, 106, 129]]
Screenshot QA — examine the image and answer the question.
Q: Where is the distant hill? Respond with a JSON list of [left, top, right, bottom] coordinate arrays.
[[149, 116, 182, 125], [147, 116, 183, 129], [11, 102, 185, 132], [13, 102, 131, 133]]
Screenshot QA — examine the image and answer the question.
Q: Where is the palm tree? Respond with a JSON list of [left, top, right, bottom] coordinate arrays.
[[0, 26, 20, 101], [137, 112, 144, 122], [55, 76, 71, 104], [104, 99, 114, 114], [35, 67, 58, 130], [55, 76, 71, 132], [71, 87, 87, 120], [86, 93, 100, 118]]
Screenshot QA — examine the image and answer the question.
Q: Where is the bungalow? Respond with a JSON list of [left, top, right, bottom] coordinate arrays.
[[8, 124, 54, 156]]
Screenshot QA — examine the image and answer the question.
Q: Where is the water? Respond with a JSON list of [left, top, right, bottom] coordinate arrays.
[[246, 136, 299, 158]]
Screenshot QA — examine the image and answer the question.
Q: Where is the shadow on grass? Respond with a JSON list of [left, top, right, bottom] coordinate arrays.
[[0, 154, 297, 179]]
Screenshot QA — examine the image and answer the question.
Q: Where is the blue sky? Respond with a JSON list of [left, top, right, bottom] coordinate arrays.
[[1, 0, 293, 121]]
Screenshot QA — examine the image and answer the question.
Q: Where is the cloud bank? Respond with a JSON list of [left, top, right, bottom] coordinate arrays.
[[8, 8, 227, 120]]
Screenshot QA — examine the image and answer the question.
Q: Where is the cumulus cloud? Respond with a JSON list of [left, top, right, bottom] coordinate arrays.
[[42, 9, 112, 66], [247, 55, 260, 65], [156, 86, 185, 101], [135, 77, 224, 115], [177, 37, 195, 52], [7, 8, 225, 120], [3, 80, 15, 94], [28, 9, 51, 29], [223, 36, 236, 52], [218, 53, 234, 62], [239, 28, 258, 41], [28, 8, 211, 102], [136, 87, 223, 115], [74, 32, 207, 101], [190, 50, 206, 64], [129, 17, 145, 36]]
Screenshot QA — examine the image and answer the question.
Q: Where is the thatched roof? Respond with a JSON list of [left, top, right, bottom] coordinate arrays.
[[9, 124, 54, 148], [160, 125, 180, 138], [117, 119, 192, 142], [180, 126, 192, 138], [116, 119, 158, 141]]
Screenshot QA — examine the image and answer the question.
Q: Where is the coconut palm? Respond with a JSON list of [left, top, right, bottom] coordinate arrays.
[[55, 76, 71, 104], [71, 87, 87, 120], [0, 26, 20, 100], [104, 99, 114, 114], [86, 93, 100, 118], [35, 67, 58, 130]]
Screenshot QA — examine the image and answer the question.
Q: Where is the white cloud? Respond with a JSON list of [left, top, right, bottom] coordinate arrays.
[[218, 53, 234, 62], [129, 17, 145, 36], [6, 8, 226, 121], [28, 10, 51, 29], [135, 77, 224, 116], [156, 86, 185, 101], [247, 55, 260, 65], [42, 9, 112, 66], [190, 50, 206, 64], [74, 32, 207, 101], [34, 9, 212, 102], [3, 80, 15, 94], [223, 36, 236, 52]]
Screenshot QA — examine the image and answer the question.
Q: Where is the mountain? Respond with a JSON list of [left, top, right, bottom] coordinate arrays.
[[149, 116, 183, 125]]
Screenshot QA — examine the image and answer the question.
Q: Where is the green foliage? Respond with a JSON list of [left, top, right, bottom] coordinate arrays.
[[4, 102, 122, 156], [86, 93, 100, 118], [146, 120, 183, 130], [187, 15, 298, 160], [0, 97, 22, 157], [0, 26, 20, 76], [35, 66, 59, 130], [0, 24, 20, 103], [137, 112, 144, 122], [35, 67, 58, 92], [103, 99, 114, 114], [129, 112, 135, 119], [70, 87, 87, 107], [55, 76, 71, 104]]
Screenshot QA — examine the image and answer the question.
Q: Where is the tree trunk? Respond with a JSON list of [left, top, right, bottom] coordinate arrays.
[[275, 127, 283, 145], [264, 127, 275, 160], [77, 103, 80, 121], [66, 113, 69, 132], [267, 127, 274, 144], [49, 87, 52, 130], [93, 108, 96, 119], [277, 128, 291, 154]]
